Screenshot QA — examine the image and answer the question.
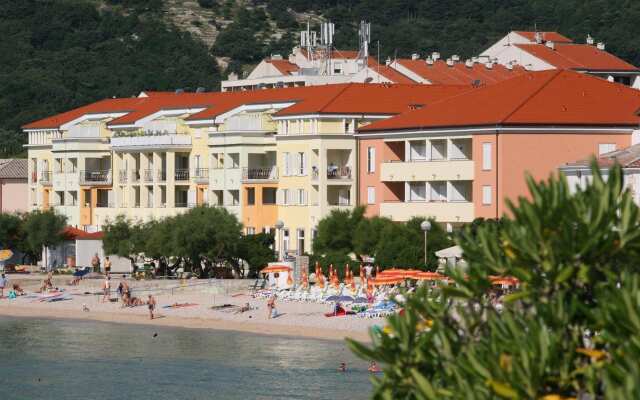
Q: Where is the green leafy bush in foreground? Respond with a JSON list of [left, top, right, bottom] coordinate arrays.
[[349, 164, 640, 399]]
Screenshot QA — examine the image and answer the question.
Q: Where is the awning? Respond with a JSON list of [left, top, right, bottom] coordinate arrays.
[[260, 265, 292, 274], [435, 245, 463, 259]]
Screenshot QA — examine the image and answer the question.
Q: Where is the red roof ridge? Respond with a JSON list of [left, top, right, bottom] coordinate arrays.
[[501, 69, 563, 123]]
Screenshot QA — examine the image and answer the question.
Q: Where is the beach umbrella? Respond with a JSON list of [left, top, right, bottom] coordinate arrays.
[[260, 265, 292, 274], [0, 249, 13, 262], [490, 276, 519, 286], [416, 271, 446, 281], [353, 297, 368, 304], [325, 295, 355, 302], [370, 276, 404, 286]]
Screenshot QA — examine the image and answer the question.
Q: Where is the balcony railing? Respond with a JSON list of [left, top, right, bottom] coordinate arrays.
[[175, 169, 190, 181], [80, 170, 112, 185], [242, 167, 278, 181], [130, 170, 141, 183], [39, 171, 52, 185], [327, 166, 351, 179], [118, 169, 128, 183], [193, 168, 209, 182], [143, 169, 154, 183], [157, 170, 167, 182]]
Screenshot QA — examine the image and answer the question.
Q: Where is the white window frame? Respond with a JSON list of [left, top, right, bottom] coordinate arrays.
[[367, 186, 376, 204], [367, 146, 375, 173], [482, 185, 492, 205], [482, 142, 492, 171]]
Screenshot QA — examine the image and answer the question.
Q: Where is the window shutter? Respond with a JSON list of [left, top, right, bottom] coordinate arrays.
[[301, 152, 307, 175], [282, 153, 289, 176], [276, 189, 283, 205], [107, 190, 114, 207]]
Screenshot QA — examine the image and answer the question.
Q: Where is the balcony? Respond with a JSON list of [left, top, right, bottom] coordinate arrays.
[[111, 134, 192, 149], [118, 170, 128, 184], [175, 169, 190, 181], [80, 170, 112, 186], [379, 201, 474, 223], [39, 171, 52, 185], [157, 170, 167, 182], [143, 169, 154, 183], [130, 170, 141, 183], [193, 168, 209, 183], [327, 165, 352, 180], [380, 159, 474, 182], [242, 167, 278, 182]]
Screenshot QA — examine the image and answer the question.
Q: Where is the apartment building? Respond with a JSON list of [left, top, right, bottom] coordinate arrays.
[[356, 70, 640, 228], [481, 31, 640, 88]]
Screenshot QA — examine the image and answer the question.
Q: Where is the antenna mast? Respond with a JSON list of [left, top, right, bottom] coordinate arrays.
[[357, 20, 371, 72]]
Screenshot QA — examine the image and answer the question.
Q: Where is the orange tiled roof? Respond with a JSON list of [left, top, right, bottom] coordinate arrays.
[[359, 70, 640, 132], [267, 59, 299, 75], [395, 59, 528, 85], [374, 66, 416, 84], [514, 31, 573, 43], [515, 43, 639, 71]]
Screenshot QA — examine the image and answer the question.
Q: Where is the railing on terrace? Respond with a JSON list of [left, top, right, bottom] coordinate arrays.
[[193, 168, 209, 182], [143, 169, 154, 182], [242, 167, 278, 181], [39, 171, 52, 185], [327, 166, 351, 179], [327, 200, 352, 206], [175, 169, 190, 181], [80, 170, 112, 185]]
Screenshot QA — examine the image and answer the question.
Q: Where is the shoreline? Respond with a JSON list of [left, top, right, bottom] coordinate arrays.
[[0, 305, 372, 342]]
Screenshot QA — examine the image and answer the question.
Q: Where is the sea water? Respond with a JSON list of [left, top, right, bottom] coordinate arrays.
[[0, 317, 372, 400]]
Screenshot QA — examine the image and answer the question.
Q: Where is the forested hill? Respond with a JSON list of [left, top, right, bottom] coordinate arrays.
[[2, 0, 639, 158]]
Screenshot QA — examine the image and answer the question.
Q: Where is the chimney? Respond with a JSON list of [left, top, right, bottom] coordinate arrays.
[[451, 54, 460, 62], [411, 53, 420, 60], [471, 56, 479, 63], [485, 62, 493, 70], [506, 63, 513, 70], [597, 42, 605, 50], [385, 57, 391, 66], [288, 53, 296, 63], [534, 31, 543, 44], [446, 58, 454, 67], [586, 34, 594, 45], [271, 54, 283, 60], [465, 59, 473, 68], [425, 56, 434, 65], [432, 52, 440, 61], [545, 41, 555, 50]]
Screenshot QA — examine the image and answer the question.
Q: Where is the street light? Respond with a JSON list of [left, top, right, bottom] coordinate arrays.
[[275, 220, 284, 261], [420, 220, 431, 265]]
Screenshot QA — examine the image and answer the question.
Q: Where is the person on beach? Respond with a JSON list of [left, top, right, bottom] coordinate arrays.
[[40, 273, 53, 293], [368, 361, 380, 373], [148, 294, 156, 319], [0, 273, 7, 297], [104, 256, 112, 275], [12, 283, 25, 296], [338, 362, 347, 372], [91, 253, 100, 273], [101, 275, 111, 302], [267, 294, 277, 319]]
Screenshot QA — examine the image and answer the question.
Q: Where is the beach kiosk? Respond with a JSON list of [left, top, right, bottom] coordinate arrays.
[[261, 263, 294, 290]]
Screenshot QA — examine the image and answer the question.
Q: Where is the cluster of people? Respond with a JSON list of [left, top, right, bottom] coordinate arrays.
[[0, 273, 25, 299]]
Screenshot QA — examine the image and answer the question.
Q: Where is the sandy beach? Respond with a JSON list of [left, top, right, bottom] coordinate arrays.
[[0, 274, 380, 342]]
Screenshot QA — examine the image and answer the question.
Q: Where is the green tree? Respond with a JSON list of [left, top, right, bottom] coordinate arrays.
[[0, 213, 22, 250], [349, 164, 640, 398], [238, 232, 276, 277], [312, 206, 365, 257], [353, 216, 393, 258], [22, 210, 67, 268]]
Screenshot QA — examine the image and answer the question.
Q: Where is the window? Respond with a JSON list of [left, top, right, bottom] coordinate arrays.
[[229, 190, 240, 206], [482, 143, 492, 170], [282, 152, 290, 176], [297, 189, 306, 205], [450, 181, 471, 202], [482, 185, 492, 205], [409, 140, 427, 161], [281, 189, 289, 205], [367, 147, 376, 173], [229, 153, 240, 169], [409, 182, 426, 202], [297, 152, 306, 175], [430, 140, 447, 160], [246, 188, 255, 205], [246, 227, 256, 235], [430, 181, 447, 202], [599, 143, 616, 155], [367, 186, 376, 204], [344, 120, 351, 133], [262, 187, 277, 204], [283, 229, 290, 254], [297, 228, 305, 255]]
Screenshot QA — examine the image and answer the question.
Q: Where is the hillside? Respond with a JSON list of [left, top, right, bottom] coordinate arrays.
[[1, 0, 639, 157]]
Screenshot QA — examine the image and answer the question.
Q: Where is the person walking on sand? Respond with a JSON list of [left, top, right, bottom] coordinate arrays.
[[147, 294, 156, 320], [91, 253, 101, 273], [0, 273, 7, 298], [104, 256, 112, 275], [101, 275, 111, 302], [267, 293, 277, 319]]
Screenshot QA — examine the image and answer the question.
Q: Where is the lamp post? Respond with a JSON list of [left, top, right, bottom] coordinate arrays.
[[275, 220, 284, 261], [421, 220, 431, 266]]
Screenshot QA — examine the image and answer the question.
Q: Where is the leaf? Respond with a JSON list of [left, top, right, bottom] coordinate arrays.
[[487, 379, 519, 399], [410, 368, 438, 399]]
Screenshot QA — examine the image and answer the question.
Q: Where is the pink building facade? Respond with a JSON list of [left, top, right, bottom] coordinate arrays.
[[0, 159, 28, 213]]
